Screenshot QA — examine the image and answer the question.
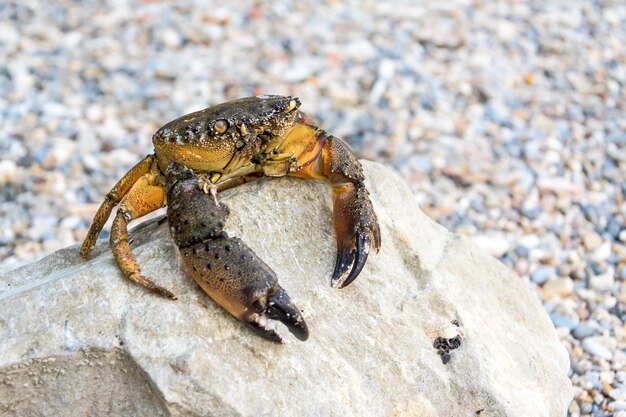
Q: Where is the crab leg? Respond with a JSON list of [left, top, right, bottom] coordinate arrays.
[[166, 163, 308, 342], [110, 172, 174, 299], [286, 119, 381, 288], [80, 154, 155, 258]]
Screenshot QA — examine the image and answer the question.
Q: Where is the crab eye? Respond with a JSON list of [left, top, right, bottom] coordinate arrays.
[[213, 120, 228, 133], [285, 99, 297, 113]]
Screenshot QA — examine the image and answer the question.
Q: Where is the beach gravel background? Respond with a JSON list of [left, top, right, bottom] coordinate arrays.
[[1, 1, 625, 415]]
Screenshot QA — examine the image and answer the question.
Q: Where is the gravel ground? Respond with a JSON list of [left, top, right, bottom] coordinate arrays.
[[1, 1, 625, 415]]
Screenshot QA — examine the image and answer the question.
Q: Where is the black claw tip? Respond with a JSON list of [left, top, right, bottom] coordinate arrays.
[[331, 249, 355, 287], [267, 286, 309, 341], [339, 235, 370, 289]]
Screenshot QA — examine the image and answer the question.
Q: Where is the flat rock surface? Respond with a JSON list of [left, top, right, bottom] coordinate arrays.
[[0, 162, 572, 417]]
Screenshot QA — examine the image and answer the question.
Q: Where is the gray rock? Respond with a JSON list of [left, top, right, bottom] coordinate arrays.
[[532, 266, 557, 285], [0, 162, 572, 417]]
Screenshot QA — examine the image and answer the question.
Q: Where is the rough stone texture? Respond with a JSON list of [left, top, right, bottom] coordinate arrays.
[[0, 161, 572, 417]]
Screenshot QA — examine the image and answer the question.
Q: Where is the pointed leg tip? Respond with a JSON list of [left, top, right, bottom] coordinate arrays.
[[155, 287, 177, 300], [79, 245, 90, 259], [136, 275, 177, 300]]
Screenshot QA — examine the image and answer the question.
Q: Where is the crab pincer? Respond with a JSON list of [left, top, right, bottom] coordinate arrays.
[[330, 181, 381, 288], [165, 162, 308, 342]]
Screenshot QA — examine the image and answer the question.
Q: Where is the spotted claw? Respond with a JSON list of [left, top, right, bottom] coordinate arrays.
[[166, 162, 308, 342]]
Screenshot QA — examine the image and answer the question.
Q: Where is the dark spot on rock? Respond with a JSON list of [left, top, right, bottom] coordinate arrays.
[[448, 335, 462, 350], [433, 337, 448, 350], [225, 244, 231, 251], [207, 263, 211, 270], [433, 334, 461, 364]]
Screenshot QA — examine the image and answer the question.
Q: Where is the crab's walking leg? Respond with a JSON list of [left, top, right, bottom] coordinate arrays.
[[166, 163, 308, 342], [286, 121, 381, 288], [110, 172, 175, 299], [80, 154, 155, 258]]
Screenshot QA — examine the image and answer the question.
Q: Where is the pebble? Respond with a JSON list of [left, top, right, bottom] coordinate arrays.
[[609, 388, 626, 401], [1, 1, 624, 414], [584, 232, 604, 251], [568, 400, 581, 417], [610, 401, 626, 412], [550, 313, 578, 330], [541, 278, 574, 298], [572, 326, 599, 340], [582, 337, 614, 361], [590, 272, 615, 292], [472, 234, 510, 258], [531, 266, 557, 285]]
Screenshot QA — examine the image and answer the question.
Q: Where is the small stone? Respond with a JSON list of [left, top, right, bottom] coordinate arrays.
[[531, 266, 557, 285], [568, 400, 581, 417], [160, 28, 183, 48], [579, 401, 593, 413], [541, 277, 574, 298], [583, 232, 604, 251], [549, 313, 577, 329], [592, 241, 612, 262], [85, 105, 104, 123], [609, 388, 626, 401], [610, 401, 626, 411], [582, 337, 614, 361], [590, 272, 615, 292], [514, 245, 530, 258], [0, 160, 18, 186], [572, 326, 598, 340], [471, 234, 510, 258]]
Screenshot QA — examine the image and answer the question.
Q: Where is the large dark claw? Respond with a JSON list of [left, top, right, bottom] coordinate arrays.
[[166, 162, 308, 342]]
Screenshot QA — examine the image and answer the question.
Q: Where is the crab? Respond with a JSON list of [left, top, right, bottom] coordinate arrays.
[[80, 95, 381, 342]]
